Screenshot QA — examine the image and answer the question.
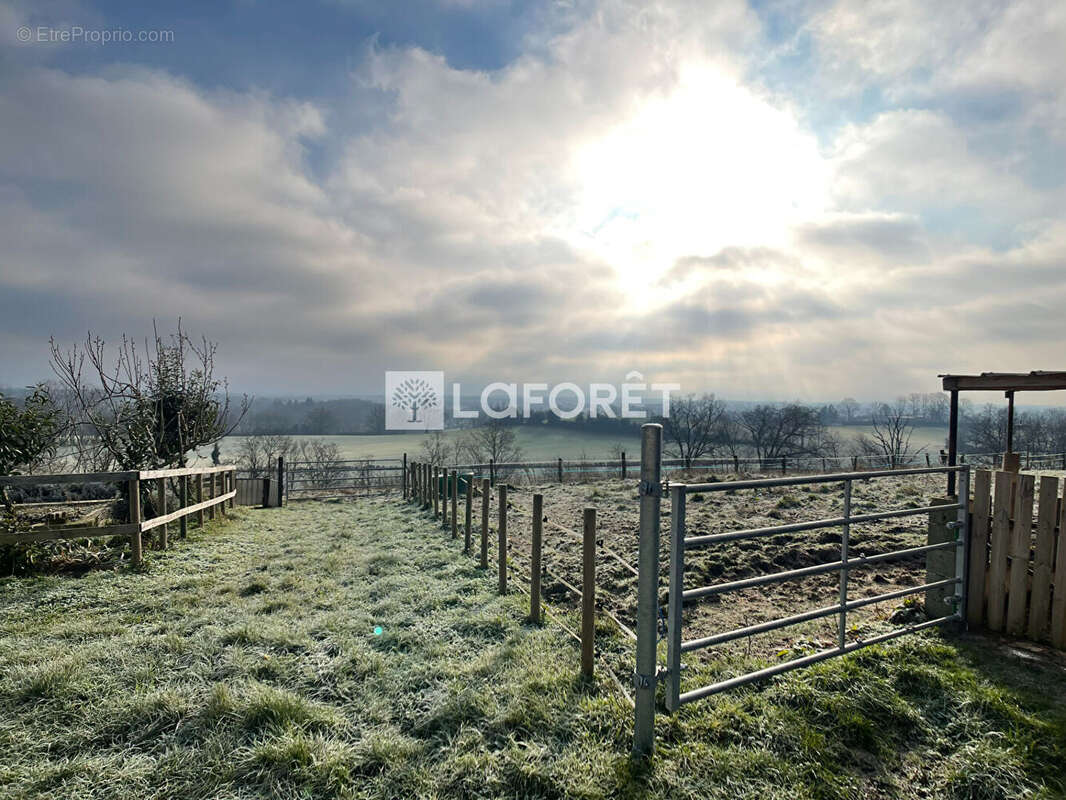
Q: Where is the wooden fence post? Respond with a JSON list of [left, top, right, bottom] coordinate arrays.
[[451, 471, 458, 539], [531, 493, 543, 624], [464, 474, 473, 553], [262, 477, 270, 508], [581, 507, 596, 678], [433, 466, 439, 519], [440, 466, 446, 519], [198, 473, 205, 527], [498, 484, 507, 594], [229, 470, 235, 509], [1005, 473, 1035, 636], [967, 470, 992, 627], [621, 451, 626, 479], [157, 478, 168, 549], [1027, 476, 1058, 640], [986, 471, 1015, 631], [480, 478, 490, 569], [208, 472, 216, 521], [277, 456, 284, 507], [180, 475, 189, 539], [489, 458, 495, 487], [781, 457, 787, 474], [558, 457, 563, 483], [220, 472, 227, 517], [733, 454, 739, 473], [403, 452, 408, 500], [129, 476, 142, 566], [1052, 480, 1066, 648]]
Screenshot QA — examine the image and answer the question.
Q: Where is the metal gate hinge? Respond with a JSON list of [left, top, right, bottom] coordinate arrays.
[[633, 671, 656, 690]]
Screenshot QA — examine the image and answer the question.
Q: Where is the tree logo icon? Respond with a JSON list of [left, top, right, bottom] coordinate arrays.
[[392, 377, 439, 423], [384, 371, 445, 430]]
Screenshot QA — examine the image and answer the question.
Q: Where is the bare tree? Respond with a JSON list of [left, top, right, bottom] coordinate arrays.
[[465, 419, 522, 468], [961, 404, 1006, 454], [292, 439, 343, 489], [660, 394, 726, 468], [839, 397, 861, 424], [49, 322, 248, 468], [236, 434, 293, 478], [419, 430, 451, 465], [857, 402, 922, 467], [740, 404, 824, 464]]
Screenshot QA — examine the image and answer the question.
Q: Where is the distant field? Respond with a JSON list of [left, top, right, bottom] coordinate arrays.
[[842, 425, 948, 452], [198, 425, 950, 465], [201, 427, 644, 464]]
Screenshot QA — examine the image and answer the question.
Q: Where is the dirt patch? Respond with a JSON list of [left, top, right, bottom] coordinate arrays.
[[500, 471, 951, 659]]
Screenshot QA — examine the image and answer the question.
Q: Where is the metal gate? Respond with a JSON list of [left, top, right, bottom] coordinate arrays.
[[632, 423, 970, 755]]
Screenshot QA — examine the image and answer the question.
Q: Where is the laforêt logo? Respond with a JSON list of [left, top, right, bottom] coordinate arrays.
[[385, 371, 444, 430], [385, 370, 679, 431]]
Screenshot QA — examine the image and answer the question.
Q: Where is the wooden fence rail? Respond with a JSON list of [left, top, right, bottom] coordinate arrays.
[[966, 469, 1066, 649], [0, 465, 238, 566]]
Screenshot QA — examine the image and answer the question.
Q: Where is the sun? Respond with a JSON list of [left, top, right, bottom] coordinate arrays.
[[563, 64, 829, 302]]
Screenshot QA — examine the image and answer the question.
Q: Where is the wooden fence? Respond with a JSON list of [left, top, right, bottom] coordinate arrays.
[[0, 465, 237, 566], [965, 469, 1066, 649]]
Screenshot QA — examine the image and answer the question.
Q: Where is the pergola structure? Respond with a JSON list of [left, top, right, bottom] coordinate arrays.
[[940, 371, 1066, 495]]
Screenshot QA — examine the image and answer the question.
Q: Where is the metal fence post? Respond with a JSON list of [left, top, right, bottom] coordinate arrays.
[[480, 478, 490, 569], [582, 507, 596, 678], [531, 493, 543, 624], [665, 485, 685, 712], [633, 422, 662, 757], [838, 480, 852, 650], [956, 465, 971, 621], [498, 484, 508, 594]]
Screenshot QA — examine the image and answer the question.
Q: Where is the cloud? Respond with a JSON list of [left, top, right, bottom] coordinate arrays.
[[1, 0, 1065, 402]]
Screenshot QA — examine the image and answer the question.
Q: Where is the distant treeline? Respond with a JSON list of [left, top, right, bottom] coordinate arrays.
[[234, 397, 386, 435]]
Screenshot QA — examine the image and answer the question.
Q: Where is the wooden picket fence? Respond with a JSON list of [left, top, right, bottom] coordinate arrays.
[[966, 469, 1066, 648]]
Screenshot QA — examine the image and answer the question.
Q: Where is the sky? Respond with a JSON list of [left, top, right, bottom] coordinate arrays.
[[1, 0, 1064, 402]]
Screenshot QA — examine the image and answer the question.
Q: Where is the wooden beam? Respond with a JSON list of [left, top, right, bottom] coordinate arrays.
[[141, 490, 235, 532], [941, 371, 1066, 392], [0, 471, 137, 487], [0, 523, 141, 544]]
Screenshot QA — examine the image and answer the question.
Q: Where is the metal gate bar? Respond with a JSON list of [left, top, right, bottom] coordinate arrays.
[[662, 460, 970, 713]]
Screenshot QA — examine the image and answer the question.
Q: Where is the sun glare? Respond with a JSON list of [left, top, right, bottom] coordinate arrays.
[[567, 65, 828, 301]]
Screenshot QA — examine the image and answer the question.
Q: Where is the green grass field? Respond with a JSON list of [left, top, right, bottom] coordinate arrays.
[[2, 498, 1063, 799]]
